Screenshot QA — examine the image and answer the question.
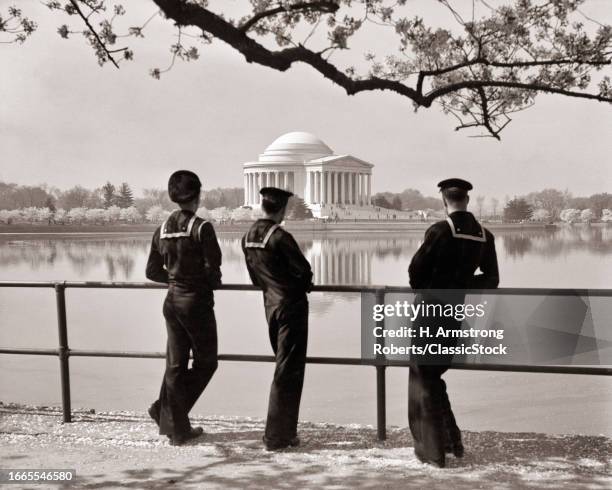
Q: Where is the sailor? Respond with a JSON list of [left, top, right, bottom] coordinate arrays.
[[241, 187, 313, 451], [145, 170, 222, 446], [407, 178, 499, 467]]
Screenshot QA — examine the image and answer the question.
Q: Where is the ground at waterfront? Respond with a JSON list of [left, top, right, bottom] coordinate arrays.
[[0, 404, 610, 489]]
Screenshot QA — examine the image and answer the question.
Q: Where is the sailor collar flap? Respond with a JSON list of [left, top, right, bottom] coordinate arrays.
[[160, 211, 207, 240], [446, 216, 486, 242], [244, 222, 281, 249]]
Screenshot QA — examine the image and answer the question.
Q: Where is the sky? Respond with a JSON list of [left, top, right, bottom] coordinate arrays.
[[1, 0, 611, 201]]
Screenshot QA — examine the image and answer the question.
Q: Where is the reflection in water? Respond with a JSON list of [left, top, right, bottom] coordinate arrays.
[[0, 226, 610, 285], [0, 239, 147, 280], [503, 234, 533, 258], [501, 226, 612, 259], [309, 241, 372, 285], [0, 235, 424, 285], [302, 236, 422, 285]]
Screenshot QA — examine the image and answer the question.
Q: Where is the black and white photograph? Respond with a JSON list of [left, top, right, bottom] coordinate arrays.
[[1, 1, 611, 488]]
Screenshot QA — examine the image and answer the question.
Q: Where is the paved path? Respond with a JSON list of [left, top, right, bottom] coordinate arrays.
[[0, 404, 610, 489]]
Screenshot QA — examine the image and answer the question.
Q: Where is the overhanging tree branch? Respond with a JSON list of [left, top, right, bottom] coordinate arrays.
[[152, 0, 423, 101], [477, 86, 499, 140], [151, 0, 612, 108], [68, 0, 121, 69], [239, 1, 340, 33], [425, 80, 612, 105], [419, 56, 611, 80], [11, 0, 612, 139]]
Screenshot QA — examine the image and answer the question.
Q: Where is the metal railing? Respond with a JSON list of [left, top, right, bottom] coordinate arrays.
[[1, 280, 611, 441]]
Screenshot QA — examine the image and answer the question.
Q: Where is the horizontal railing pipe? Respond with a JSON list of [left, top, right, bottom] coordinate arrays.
[[1, 348, 609, 375], [0, 348, 59, 356], [0, 280, 611, 436], [2, 280, 611, 296]]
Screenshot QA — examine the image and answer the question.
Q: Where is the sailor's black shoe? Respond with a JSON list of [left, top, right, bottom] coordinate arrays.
[[444, 424, 464, 458], [414, 448, 445, 468], [451, 441, 464, 458], [444, 432, 464, 458], [263, 436, 300, 451], [169, 427, 204, 446], [147, 403, 160, 426]]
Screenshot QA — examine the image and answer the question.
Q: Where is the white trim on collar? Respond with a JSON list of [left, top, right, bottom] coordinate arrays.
[[197, 220, 209, 241], [244, 224, 281, 248], [446, 217, 486, 242], [160, 214, 197, 239]]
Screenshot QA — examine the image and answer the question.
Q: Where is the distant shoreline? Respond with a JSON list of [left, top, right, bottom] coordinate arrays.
[[0, 221, 602, 237]]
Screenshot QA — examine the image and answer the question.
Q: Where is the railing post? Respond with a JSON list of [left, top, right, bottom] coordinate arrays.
[[55, 282, 72, 423], [375, 288, 387, 441], [376, 365, 386, 441]]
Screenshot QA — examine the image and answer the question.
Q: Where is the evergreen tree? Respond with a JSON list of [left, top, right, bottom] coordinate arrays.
[[391, 196, 403, 211], [45, 196, 56, 214], [589, 193, 612, 219], [504, 198, 533, 222], [102, 182, 115, 209], [116, 182, 134, 208], [286, 197, 313, 220], [372, 195, 392, 209]]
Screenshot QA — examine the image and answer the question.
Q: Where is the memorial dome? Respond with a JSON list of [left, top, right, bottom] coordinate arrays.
[[243, 131, 374, 213], [260, 131, 334, 162]]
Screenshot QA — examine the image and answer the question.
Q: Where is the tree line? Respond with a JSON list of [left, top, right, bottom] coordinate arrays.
[[0, 181, 137, 211], [502, 190, 612, 223], [1, 181, 610, 225], [372, 189, 444, 212], [0, 181, 317, 225], [0, 181, 244, 214], [372, 187, 612, 223]]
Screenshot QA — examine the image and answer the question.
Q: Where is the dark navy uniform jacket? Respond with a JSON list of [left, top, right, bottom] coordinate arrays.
[[408, 211, 499, 290], [242, 219, 313, 307], [146, 209, 222, 290]]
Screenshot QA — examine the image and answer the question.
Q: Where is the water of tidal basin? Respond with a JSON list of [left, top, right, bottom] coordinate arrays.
[[1, 226, 611, 436]]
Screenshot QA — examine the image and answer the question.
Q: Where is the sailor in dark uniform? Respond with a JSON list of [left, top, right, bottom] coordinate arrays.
[[241, 187, 313, 451], [145, 170, 222, 446], [408, 178, 499, 467]]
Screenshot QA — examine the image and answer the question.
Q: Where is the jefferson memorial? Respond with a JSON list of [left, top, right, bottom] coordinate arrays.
[[243, 132, 374, 218]]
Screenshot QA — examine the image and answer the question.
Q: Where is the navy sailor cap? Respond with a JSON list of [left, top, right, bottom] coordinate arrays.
[[168, 170, 201, 203], [260, 186, 293, 204], [437, 178, 473, 191]]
